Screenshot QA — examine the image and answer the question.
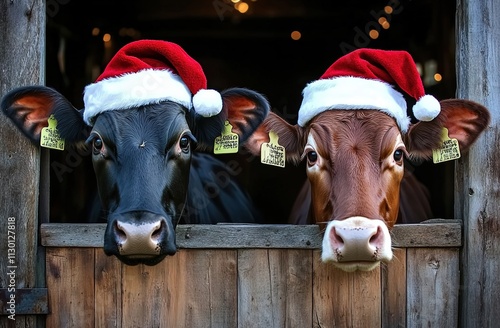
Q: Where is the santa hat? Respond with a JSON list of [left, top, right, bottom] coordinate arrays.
[[83, 40, 222, 125], [298, 48, 441, 132]]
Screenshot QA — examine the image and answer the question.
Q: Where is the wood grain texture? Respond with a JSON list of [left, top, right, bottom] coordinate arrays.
[[43, 246, 460, 327], [94, 250, 122, 328], [0, 1, 45, 327], [381, 248, 407, 328], [41, 221, 462, 248], [45, 248, 95, 328], [456, 1, 500, 327], [406, 248, 459, 328], [312, 251, 381, 328], [237, 249, 313, 328]]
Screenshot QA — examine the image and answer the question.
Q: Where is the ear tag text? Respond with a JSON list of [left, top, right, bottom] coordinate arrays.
[[432, 127, 460, 163], [214, 120, 239, 154], [261, 130, 285, 168], [40, 115, 65, 151]]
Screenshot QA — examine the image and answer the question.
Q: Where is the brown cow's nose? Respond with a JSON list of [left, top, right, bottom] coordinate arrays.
[[321, 216, 393, 272], [115, 220, 163, 257], [329, 225, 383, 262]]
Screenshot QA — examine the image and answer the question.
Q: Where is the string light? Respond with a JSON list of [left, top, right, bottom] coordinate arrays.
[[291, 31, 301, 41], [369, 30, 379, 39]]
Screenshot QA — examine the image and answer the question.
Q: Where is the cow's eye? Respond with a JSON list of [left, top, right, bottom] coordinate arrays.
[[307, 151, 318, 165], [93, 137, 103, 155], [179, 135, 190, 153], [393, 149, 404, 162]]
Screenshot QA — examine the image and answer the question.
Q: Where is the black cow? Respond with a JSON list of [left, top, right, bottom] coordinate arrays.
[[2, 86, 268, 265]]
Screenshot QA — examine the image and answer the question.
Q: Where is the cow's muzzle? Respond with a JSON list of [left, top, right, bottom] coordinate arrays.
[[321, 216, 393, 272], [104, 211, 177, 266]]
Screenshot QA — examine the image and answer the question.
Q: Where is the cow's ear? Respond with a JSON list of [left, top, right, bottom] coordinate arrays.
[[245, 111, 304, 164], [405, 99, 490, 159], [1, 86, 88, 144], [188, 87, 270, 150]]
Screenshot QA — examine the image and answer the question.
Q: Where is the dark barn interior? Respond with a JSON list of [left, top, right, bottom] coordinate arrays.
[[45, 0, 457, 223]]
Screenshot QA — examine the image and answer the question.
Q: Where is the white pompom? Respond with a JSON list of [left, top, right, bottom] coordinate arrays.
[[412, 95, 441, 121], [192, 89, 223, 117]]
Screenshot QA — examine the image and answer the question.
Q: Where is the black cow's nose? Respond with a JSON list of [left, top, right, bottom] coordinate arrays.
[[115, 220, 163, 257], [104, 211, 177, 265]]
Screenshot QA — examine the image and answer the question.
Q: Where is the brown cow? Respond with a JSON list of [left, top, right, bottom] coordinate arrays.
[[247, 49, 490, 272]]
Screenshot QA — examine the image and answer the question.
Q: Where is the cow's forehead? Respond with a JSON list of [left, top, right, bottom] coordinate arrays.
[[91, 104, 189, 139], [304, 111, 403, 159]]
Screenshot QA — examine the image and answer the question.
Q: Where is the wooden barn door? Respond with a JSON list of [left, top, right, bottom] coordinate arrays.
[[456, 1, 500, 327], [0, 0, 48, 327]]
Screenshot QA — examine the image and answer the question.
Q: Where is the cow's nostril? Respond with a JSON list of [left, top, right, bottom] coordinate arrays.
[[369, 226, 383, 245], [151, 221, 163, 240], [115, 221, 127, 243], [330, 227, 344, 247]]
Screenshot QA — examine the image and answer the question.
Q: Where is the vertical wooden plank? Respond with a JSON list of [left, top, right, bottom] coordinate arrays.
[[0, 0, 45, 327], [237, 249, 274, 328], [94, 250, 122, 328], [312, 251, 381, 328], [45, 248, 95, 328], [180, 249, 238, 328], [456, 1, 500, 327], [406, 248, 459, 328], [278, 249, 313, 328], [121, 253, 176, 328], [381, 248, 407, 328], [121, 249, 237, 328], [237, 249, 313, 328]]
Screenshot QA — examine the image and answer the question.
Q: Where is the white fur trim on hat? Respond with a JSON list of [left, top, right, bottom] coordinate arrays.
[[83, 69, 192, 125], [412, 94, 440, 121], [192, 89, 223, 117], [298, 76, 411, 132]]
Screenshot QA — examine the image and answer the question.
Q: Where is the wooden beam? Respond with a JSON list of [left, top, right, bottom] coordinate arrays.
[[456, 1, 500, 327], [41, 220, 462, 249], [0, 0, 46, 326]]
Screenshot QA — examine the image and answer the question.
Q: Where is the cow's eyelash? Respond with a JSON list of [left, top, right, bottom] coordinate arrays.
[[301, 146, 315, 161], [85, 133, 101, 145]]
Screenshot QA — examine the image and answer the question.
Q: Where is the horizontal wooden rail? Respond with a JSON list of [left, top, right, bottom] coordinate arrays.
[[41, 219, 461, 248]]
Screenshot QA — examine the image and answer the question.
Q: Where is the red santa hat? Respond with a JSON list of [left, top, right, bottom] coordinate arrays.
[[298, 48, 441, 132], [83, 40, 222, 125]]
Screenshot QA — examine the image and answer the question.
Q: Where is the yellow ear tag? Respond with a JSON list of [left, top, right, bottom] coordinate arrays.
[[40, 115, 65, 151], [214, 120, 239, 154], [432, 127, 460, 163], [260, 130, 285, 168]]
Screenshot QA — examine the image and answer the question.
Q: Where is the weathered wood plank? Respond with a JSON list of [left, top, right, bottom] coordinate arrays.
[[237, 249, 313, 328], [406, 248, 459, 328], [381, 248, 407, 328], [177, 250, 238, 328], [237, 249, 275, 328], [45, 248, 95, 328], [41, 221, 462, 248], [119, 249, 237, 328], [94, 250, 122, 328], [0, 0, 45, 327], [120, 254, 171, 328], [44, 246, 463, 327], [312, 251, 381, 328], [456, 1, 500, 327]]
